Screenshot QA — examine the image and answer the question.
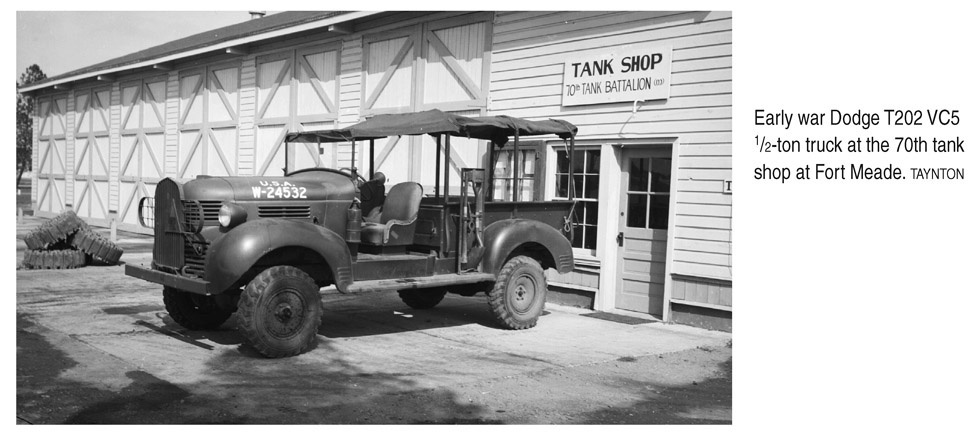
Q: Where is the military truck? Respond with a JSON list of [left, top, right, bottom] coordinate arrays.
[[125, 110, 580, 358]]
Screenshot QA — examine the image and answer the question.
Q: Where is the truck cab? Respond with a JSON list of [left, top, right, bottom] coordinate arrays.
[[126, 110, 579, 358]]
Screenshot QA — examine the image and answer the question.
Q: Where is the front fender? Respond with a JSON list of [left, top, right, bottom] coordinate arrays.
[[482, 219, 574, 275], [204, 219, 353, 292]]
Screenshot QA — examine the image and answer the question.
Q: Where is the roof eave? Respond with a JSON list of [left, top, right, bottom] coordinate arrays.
[[19, 11, 381, 94]]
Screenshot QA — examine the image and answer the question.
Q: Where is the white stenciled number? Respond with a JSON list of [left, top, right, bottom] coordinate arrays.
[[298, 187, 307, 199], [283, 187, 292, 198]]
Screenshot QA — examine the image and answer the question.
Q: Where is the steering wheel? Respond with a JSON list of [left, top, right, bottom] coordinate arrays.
[[339, 167, 368, 186]]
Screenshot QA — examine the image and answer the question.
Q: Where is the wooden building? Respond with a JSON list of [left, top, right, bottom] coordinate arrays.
[[20, 11, 732, 330]]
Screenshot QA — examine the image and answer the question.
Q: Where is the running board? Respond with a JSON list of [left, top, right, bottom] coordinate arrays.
[[340, 272, 496, 294]]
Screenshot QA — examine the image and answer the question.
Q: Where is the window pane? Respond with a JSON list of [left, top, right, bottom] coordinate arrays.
[[493, 179, 511, 201], [628, 158, 649, 192], [572, 151, 585, 173], [556, 150, 569, 174], [649, 195, 670, 229], [519, 179, 534, 201], [555, 174, 568, 198], [626, 194, 647, 228], [584, 201, 599, 225], [573, 200, 585, 223], [585, 149, 601, 174], [583, 174, 599, 199], [494, 151, 511, 177], [573, 174, 583, 199], [521, 150, 535, 175], [649, 157, 671, 193], [584, 225, 598, 250], [572, 225, 584, 249]]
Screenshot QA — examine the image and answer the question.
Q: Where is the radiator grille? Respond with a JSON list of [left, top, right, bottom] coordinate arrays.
[[183, 200, 222, 226], [183, 240, 208, 278], [258, 205, 311, 219], [153, 179, 185, 270]]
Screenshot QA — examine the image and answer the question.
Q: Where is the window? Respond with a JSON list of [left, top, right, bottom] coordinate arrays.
[[555, 149, 600, 250], [626, 156, 671, 230], [492, 142, 542, 201]]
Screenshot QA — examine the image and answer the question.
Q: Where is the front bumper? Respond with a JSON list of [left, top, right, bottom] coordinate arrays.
[[125, 264, 213, 295]]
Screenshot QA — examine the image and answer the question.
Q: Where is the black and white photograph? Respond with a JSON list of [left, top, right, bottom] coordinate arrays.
[[14, 9, 734, 424], [13, 3, 978, 429]]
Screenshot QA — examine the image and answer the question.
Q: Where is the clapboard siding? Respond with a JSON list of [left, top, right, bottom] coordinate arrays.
[[488, 11, 731, 286], [109, 83, 121, 211], [493, 11, 729, 53], [237, 57, 257, 175], [64, 91, 76, 205], [339, 37, 363, 126], [164, 71, 180, 175]]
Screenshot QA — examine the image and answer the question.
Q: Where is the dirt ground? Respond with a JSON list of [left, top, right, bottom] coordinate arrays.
[[15, 215, 732, 425]]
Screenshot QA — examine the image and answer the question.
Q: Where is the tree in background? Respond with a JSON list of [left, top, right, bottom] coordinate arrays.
[[17, 64, 47, 188]]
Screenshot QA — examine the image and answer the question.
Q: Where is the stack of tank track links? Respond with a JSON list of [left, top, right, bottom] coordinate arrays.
[[21, 210, 124, 270]]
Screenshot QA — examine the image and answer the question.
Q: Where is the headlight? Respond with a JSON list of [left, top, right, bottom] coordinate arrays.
[[218, 202, 247, 228]]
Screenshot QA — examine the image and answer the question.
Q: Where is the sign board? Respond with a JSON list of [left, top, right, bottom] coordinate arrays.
[[561, 43, 672, 107]]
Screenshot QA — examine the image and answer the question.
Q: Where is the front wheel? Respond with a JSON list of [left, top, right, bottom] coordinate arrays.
[[163, 286, 233, 330], [487, 256, 548, 330], [237, 266, 322, 358]]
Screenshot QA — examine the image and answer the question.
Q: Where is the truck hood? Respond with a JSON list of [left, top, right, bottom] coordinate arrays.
[[182, 174, 355, 202]]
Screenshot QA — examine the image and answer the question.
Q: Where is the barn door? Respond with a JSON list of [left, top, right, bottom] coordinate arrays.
[[294, 43, 342, 171], [178, 64, 240, 179], [421, 16, 489, 111], [415, 15, 491, 191], [118, 77, 166, 232], [72, 87, 111, 222], [256, 44, 342, 176], [363, 27, 417, 116], [361, 14, 491, 187], [36, 95, 68, 215], [255, 52, 293, 176]]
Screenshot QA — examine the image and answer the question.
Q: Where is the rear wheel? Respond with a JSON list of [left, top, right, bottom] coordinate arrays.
[[398, 288, 447, 309], [487, 255, 548, 329], [163, 286, 233, 330], [237, 266, 322, 358]]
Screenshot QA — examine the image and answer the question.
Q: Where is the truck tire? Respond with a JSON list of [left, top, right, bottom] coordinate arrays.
[[21, 249, 87, 270], [237, 266, 322, 358], [163, 286, 233, 330], [397, 288, 447, 309], [487, 255, 548, 330], [71, 229, 124, 264], [23, 210, 88, 250]]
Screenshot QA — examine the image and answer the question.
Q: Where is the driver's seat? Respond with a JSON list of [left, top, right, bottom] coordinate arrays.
[[360, 182, 423, 247]]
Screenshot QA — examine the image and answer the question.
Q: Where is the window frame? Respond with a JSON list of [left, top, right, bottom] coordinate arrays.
[[545, 143, 602, 256], [487, 140, 546, 202]]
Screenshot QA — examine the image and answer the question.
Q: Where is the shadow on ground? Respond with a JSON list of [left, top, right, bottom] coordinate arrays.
[[17, 312, 500, 424]]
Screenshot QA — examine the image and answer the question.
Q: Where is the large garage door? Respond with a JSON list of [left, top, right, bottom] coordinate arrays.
[[362, 13, 491, 188], [35, 94, 68, 216], [72, 86, 111, 224], [178, 63, 240, 178], [118, 76, 167, 232], [255, 42, 342, 176]]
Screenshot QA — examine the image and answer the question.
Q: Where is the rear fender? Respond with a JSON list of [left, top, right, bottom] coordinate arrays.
[[482, 219, 574, 275], [204, 219, 353, 292]]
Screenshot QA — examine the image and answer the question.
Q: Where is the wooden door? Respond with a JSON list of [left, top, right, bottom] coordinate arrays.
[[36, 95, 68, 215], [421, 16, 490, 111], [118, 77, 166, 232], [255, 45, 342, 176], [294, 43, 342, 171], [178, 64, 239, 179], [72, 87, 111, 222], [616, 147, 672, 316]]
